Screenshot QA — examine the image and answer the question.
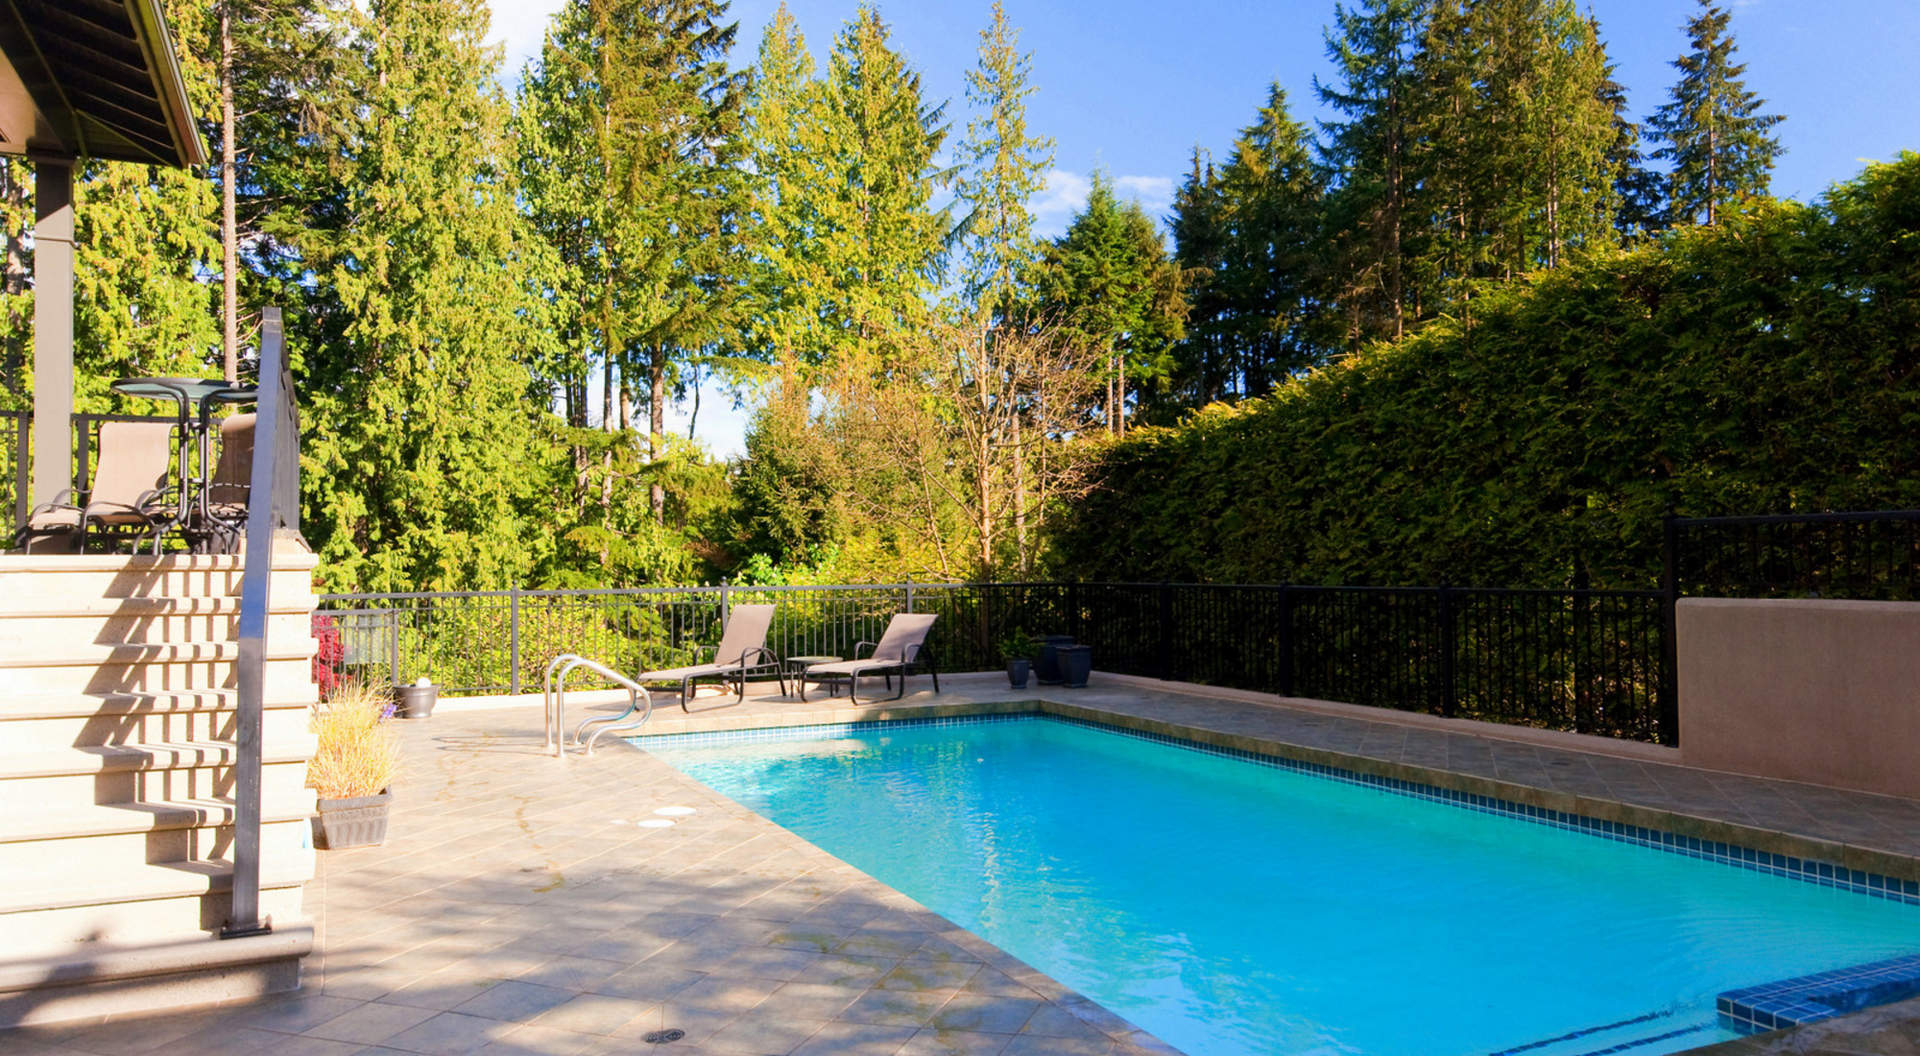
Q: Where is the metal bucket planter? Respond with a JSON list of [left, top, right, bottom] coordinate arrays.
[[394, 683, 438, 719], [1007, 658, 1031, 689], [313, 790, 391, 849], [1058, 645, 1092, 688]]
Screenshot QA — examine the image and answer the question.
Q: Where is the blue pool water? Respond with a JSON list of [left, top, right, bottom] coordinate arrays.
[[644, 717, 1920, 1056]]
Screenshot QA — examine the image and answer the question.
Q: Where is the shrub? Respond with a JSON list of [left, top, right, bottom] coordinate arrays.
[[308, 681, 400, 800]]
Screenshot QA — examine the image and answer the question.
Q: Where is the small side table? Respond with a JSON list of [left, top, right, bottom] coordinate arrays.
[[785, 655, 842, 698]]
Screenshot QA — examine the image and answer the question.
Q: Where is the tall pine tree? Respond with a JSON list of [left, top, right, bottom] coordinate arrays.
[[814, 4, 950, 368], [954, 0, 1053, 324], [1649, 0, 1783, 226], [1316, 0, 1428, 343]]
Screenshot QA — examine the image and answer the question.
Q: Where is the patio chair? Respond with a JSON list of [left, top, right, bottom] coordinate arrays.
[[798, 613, 939, 704], [636, 602, 783, 712], [13, 420, 179, 553], [194, 413, 253, 553]]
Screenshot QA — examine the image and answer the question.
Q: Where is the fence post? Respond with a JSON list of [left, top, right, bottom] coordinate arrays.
[[1659, 512, 1681, 745], [389, 605, 401, 688], [1437, 583, 1457, 718], [508, 586, 522, 696], [1158, 582, 1174, 681], [905, 576, 914, 613], [720, 578, 731, 628], [1277, 584, 1293, 697]]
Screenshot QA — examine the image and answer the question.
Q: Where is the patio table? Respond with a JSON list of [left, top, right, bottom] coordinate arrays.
[[109, 377, 258, 549]]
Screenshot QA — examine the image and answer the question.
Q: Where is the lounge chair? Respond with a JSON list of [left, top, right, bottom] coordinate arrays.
[[798, 613, 939, 703], [636, 603, 782, 711], [13, 420, 178, 553]]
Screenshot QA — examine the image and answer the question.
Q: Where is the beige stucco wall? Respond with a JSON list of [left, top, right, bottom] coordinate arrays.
[[1678, 597, 1920, 799]]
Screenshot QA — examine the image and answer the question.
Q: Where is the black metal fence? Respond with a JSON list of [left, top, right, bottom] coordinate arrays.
[[317, 579, 1673, 743], [1668, 510, 1920, 601]]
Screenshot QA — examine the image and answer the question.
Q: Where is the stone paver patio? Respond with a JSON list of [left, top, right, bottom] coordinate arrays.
[[6, 670, 1920, 1054]]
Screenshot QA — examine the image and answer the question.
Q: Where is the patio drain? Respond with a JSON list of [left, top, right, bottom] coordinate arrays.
[[642, 1028, 686, 1044]]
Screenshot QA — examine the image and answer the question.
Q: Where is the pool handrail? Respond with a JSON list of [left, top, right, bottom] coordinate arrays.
[[542, 654, 652, 757]]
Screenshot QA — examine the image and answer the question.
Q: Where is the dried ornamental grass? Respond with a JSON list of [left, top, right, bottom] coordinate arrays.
[[308, 681, 400, 800]]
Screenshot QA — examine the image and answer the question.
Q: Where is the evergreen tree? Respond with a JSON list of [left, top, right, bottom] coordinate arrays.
[[954, 0, 1053, 324], [1167, 148, 1232, 411], [1036, 173, 1187, 434], [739, 5, 831, 369], [302, 0, 561, 591], [202, 0, 346, 382], [1213, 84, 1328, 396], [1598, 48, 1666, 240], [1316, 0, 1428, 343], [814, 4, 950, 366], [519, 0, 750, 528], [1649, 0, 1783, 226], [1418, 0, 1617, 283]]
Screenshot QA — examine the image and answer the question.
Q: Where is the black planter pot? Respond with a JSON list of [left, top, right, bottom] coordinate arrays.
[[1007, 658, 1031, 689], [1058, 644, 1092, 688], [394, 684, 438, 719], [313, 790, 392, 849], [1033, 635, 1076, 684]]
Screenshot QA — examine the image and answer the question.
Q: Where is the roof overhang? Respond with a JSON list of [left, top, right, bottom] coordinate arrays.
[[0, 0, 206, 168]]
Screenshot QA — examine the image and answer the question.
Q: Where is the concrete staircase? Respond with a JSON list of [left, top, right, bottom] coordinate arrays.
[[0, 549, 321, 1027]]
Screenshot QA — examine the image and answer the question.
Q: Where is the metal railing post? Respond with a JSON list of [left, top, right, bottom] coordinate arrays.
[[1437, 583, 1457, 719], [223, 306, 287, 940], [1659, 512, 1681, 745], [1277, 583, 1294, 697], [12, 413, 29, 525], [1158, 582, 1174, 681], [719, 577, 731, 629], [509, 586, 522, 696], [905, 576, 914, 613], [389, 606, 401, 688]]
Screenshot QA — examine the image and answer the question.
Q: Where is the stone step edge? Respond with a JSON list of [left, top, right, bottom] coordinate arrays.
[[0, 797, 316, 845], [0, 922, 314, 996], [0, 643, 317, 669], [0, 593, 322, 618], [0, 740, 315, 779], [0, 690, 314, 720], [0, 859, 313, 916], [0, 552, 317, 573]]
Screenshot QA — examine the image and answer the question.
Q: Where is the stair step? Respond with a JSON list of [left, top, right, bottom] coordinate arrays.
[[0, 689, 242, 719], [0, 738, 318, 779], [0, 924, 315, 1029], [0, 703, 314, 753], [0, 595, 318, 618], [0, 642, 318, 669], [0, 798, 314, 844], [2, 857, 315, 916]]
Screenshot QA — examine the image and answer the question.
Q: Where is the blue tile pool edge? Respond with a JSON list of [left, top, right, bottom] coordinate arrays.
[[632, 711, 1920, 910], [1717, 952, 1920, 1033]]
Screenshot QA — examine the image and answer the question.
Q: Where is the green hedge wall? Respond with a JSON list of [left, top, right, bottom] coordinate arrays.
[[1051, 155, 1920, 589]]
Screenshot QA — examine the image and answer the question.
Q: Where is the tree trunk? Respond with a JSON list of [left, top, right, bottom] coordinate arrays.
[[1012, 412, 1029, 574], [649, 348, 665, 524], [219, 3, 239, 384]]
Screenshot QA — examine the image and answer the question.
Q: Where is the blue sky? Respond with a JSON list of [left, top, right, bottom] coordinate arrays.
[[488, 0, 1920, 456]]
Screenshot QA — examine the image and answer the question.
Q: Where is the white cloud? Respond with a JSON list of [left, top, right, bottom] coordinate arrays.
[[488, 0, 568, 75], [1032, 169, 1177, 237]]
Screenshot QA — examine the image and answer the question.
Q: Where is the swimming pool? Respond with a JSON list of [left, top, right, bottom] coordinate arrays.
[[644, 716, 1920, 1056]]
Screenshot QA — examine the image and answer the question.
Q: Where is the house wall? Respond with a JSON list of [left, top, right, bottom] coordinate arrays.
[[1678, 597, 1920, 800]]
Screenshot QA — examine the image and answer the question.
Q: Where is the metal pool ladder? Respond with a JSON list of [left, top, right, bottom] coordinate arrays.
[[543, 655, 653, 757]]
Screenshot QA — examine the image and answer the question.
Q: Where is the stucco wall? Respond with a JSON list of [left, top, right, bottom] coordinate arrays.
[[1678, 597, 1920, 800]]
